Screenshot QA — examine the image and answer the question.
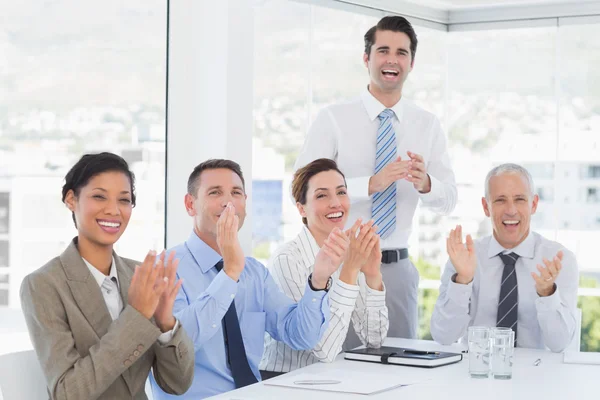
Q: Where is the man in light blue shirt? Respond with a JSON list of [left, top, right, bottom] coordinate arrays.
[[151, 159, 349, 399]]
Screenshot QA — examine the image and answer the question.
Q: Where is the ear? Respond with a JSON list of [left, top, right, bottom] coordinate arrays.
[[296, 202, 307, 219], [531, 194, 539, 215], [64, 190, 76, 212], [184, 193, 196, 216], [410, 54, 415, 69], [363, 52, 369, 68], [482, 197, 491, 217]]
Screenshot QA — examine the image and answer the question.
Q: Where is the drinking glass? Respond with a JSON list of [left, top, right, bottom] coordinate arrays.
[[468, 326, 491, 378], [490, 328, 515, 380]]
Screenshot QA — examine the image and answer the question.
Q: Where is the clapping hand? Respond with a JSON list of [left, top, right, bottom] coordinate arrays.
[[532, 251, 563, 297], [152, 251, 183, 332], [446, 225, 476, 284], [312, 228, 349, 289]]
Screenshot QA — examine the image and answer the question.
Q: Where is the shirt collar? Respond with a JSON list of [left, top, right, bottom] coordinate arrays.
[[487, 231, 535, 260], [360, 85, 404, 122], [185, 231, 223, 274], [83, 257, 118, 288]]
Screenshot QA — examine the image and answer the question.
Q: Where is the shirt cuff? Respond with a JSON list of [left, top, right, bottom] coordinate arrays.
[[202, 269, 238, 311], [157, 318, 180, 345], [329, 279, 359, 311], [535, 285, 562, 312], [365, 281, 386, 307], [447, 274, 473, 304], [346, 176, 371, 200], [419, 173, 444, 203], [301, 279, 329, 310]]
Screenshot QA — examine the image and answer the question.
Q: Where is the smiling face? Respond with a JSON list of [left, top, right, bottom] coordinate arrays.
[[185, 168, 247, 240], [363, 29, 414, 95], [64, 171, 133, 248], [297, 170, 349, 243], [482, 173, 538, 249]]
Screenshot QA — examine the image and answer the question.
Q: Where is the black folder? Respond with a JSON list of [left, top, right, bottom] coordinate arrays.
[[344, 346, 463, 368]]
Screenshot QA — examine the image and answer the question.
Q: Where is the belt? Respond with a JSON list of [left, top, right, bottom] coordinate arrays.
[[381, 248, 409, 264]]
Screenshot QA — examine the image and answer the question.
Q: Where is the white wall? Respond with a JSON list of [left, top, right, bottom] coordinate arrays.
[[166, 0, 255, 252]]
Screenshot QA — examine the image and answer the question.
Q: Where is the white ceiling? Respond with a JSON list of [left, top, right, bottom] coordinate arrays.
[[401, 0, 596, 9], [334, 0, 600, 26]]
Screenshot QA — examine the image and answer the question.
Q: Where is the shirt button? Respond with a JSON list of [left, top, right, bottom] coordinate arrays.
[[312, 298, 316, 303], [230, 294, 235, 299], [212, 324, 217, 328]]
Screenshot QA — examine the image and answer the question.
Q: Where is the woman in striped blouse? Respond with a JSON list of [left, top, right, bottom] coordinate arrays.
[[259, 158, 389, 377]]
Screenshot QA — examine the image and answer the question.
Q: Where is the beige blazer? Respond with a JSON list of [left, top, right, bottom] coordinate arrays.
[[20, 238, 194, 400]]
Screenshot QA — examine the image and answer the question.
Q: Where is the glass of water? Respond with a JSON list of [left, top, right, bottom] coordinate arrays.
[[490, 328, 515, 380], [468, 326, 491, 378]]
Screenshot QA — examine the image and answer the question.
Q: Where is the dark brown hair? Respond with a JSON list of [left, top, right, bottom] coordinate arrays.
[[292, 158, 346, 225], [187, 159, 245, 196], [62, 152, 136, 227], [364, 15, 418, 61]]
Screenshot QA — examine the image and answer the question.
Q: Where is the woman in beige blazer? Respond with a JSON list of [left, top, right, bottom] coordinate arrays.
[[20, 152, 194, 399]]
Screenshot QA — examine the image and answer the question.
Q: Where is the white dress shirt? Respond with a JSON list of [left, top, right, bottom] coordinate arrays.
[[260, 226, 389, 372], [430, 232, 579, 352], [294, 88, 457, 249], [83, 257, 178, 344]]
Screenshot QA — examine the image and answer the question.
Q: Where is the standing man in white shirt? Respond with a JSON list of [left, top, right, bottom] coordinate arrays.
[[294, 15, 457, 342], [430, 163, 579, 352]]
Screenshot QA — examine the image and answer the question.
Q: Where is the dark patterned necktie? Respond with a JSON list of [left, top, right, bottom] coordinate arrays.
[[496, 252, 520, 344], [214, 260, 258, 388]]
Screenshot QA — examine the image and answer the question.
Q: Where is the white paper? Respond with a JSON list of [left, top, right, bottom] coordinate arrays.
[[263, 369, 427, 395], [563, 351, 600, 365]]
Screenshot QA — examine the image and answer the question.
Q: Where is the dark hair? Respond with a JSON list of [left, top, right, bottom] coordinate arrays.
[[292, 158, 346, 225], [62, 152, 136, 227], [364, 16, 418, 61], [187, 159, 245, 196]]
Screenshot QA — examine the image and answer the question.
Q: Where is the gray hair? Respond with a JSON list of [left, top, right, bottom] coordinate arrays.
[[484, 163, 535, 200]]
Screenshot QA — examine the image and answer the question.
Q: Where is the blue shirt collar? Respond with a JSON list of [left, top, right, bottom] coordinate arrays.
[[185, 231, 223, 274], [487, 230, 535, 260]]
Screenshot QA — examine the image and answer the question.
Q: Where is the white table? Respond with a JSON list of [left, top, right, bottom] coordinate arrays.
[[208, 338, 599, 400]]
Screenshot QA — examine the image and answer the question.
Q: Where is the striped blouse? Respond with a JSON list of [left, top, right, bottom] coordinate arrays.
[[260, 225, 389, 372]]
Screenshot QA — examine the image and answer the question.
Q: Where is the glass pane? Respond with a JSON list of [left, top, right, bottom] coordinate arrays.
[[0, 0, 166, 337], [252, 0, 311, 261], [447, 27, 557, 241], [559, 23, 600, 351]]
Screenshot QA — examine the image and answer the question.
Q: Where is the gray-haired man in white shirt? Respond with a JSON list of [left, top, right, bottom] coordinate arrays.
[[294, 16, 457, 344], [431, 163, 579, 352]]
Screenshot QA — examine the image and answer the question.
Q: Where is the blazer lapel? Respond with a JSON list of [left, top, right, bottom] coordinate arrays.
[[114, 254, 132, 308], [113, 253, 136, 395], [61, 238, 113, 340]]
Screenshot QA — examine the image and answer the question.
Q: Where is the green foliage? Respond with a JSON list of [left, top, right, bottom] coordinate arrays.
[[578, 275, 600, 352], [252, 241, 271, 261], [412, 257, 440, 340]]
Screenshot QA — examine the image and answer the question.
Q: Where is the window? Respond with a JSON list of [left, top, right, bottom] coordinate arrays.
[[0, 0, 167, 342], [253, 2, 600, 350]]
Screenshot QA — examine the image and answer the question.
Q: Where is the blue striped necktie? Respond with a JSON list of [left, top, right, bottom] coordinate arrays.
[[497, 252, 519, 344], [372, 108, 397, 239]]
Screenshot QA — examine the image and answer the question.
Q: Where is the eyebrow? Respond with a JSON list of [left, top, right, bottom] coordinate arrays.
[[206, 185, 244, 191], [375, 45, 409, 53], [494, 194, 527, 199], [92, 188, 130, 194], [314, 185, 347, 191]]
